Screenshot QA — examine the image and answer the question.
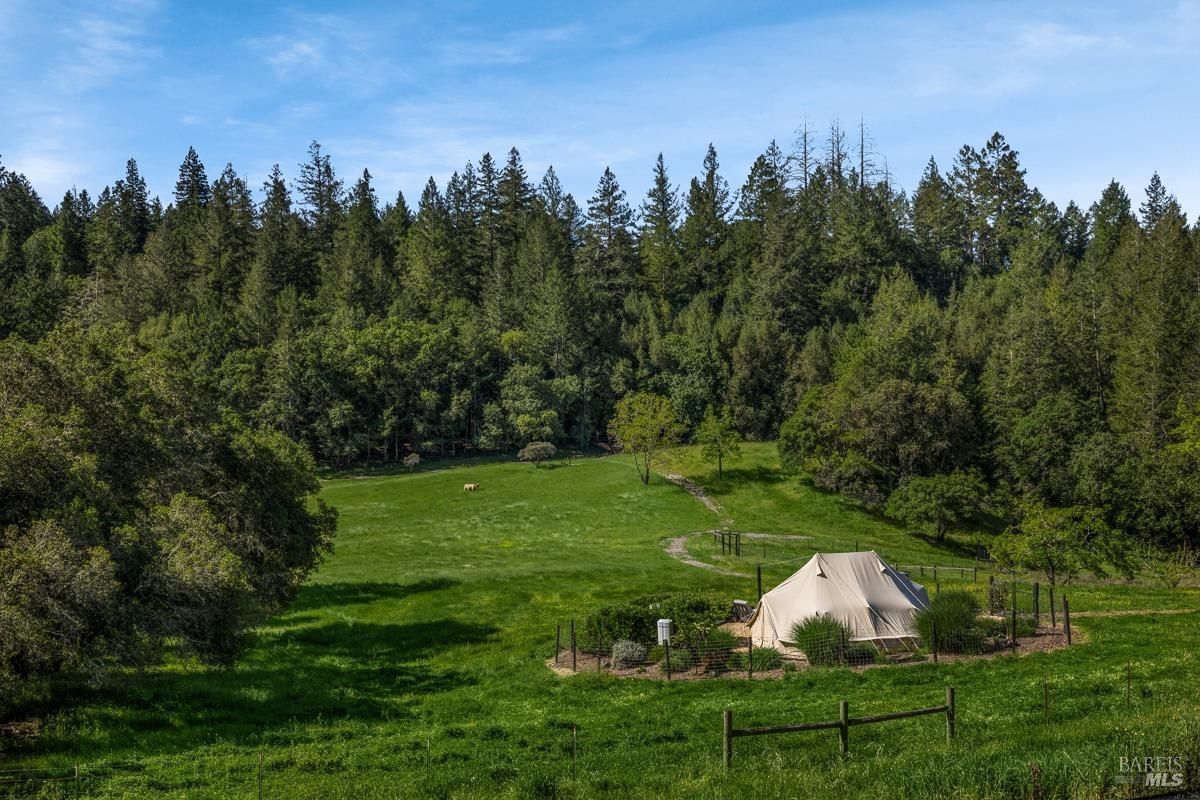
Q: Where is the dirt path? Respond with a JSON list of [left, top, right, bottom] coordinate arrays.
[[663, 532, 744, 576], [661, 472, 727, 517]]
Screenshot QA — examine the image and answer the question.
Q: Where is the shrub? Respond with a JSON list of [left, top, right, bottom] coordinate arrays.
[[653, 644, 693, 671], [580, 591, 731, 651], [699, 628, 738, 669], [581, 602, 655, 647], [846, 642, 879, 666], [789, 616, 856, 666], [610, 639, 646, 668], [728, 646, 784, 671], [916, 590, 979, 652], [518, 441, 557, 468]]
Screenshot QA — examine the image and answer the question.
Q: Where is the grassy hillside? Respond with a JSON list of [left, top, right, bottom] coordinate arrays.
[[4, 446, 1199, 798]]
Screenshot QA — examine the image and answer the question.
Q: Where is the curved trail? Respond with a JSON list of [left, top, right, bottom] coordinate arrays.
[[658, 471, 811, 576]]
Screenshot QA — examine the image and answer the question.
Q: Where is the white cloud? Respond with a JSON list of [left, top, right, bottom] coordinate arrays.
[[436, 24, 582, 66], [56, 0, 161, 92]]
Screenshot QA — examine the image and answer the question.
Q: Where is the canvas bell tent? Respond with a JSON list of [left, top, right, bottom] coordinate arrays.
[[749, 551, 930, 647]]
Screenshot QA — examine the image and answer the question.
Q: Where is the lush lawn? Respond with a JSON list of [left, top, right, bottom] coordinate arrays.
[[5, 446, 1200, 798]]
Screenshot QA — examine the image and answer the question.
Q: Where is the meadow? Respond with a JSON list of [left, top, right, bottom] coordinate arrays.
[[4, 444, 1199, 798]]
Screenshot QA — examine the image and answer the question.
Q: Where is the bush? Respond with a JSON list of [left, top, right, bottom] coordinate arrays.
[[581, 602, 656, 647], [728, 646, 784, 671], [699, 628, 738, 669], [789, 616, 856, 666], [610, 639, 646, 668], [580, 591, 731, 650], [916, 590, 979, 652], [649, 644, 693, 671], [518, 441, 557, 467]]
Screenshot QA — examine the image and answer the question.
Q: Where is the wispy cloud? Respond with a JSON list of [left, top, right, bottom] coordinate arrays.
[[56, 0, 161, 92], [436, 23, 582, 66], [246, 11, 408, 94], [1017, 22, 1120, 56]]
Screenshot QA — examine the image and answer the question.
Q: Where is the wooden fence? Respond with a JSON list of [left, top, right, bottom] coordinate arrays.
[[722, 688, 956, 765]]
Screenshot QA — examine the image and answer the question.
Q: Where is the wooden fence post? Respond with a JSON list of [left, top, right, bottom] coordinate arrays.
[[973, 566, 977, 583], [723, 710, 733, 768], [1063, 596, 1071, 645], [839, 700, 849, 755], [933, 565, 938, 583], [757, 565, 763, 601], [571, 619, 576, 672], [945, 687, 956, 742]]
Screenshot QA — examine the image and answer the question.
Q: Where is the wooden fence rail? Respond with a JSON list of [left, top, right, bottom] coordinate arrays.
[[723, 687, 956, 766]]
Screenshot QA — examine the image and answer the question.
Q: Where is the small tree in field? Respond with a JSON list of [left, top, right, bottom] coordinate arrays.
[[990, 504, 1130, 588], [884, 470, 984, 543], [697, 405, 742, 479], [608, 392, 683, 485], [1137, 542, 1197, 589], [403, 453, 420, 473], [518, 441, 557, 468]]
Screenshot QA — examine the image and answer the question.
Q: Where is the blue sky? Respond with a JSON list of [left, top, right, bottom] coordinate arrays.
[[2, 0, 1199, 216]]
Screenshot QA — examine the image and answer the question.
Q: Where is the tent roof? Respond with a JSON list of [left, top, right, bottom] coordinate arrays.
[[749, 551, 929, 645]]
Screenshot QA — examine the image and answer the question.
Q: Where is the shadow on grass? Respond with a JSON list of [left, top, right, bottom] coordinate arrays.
[[699, 465, 786, 496], [899, 530, 983, 560], [288, 579, 458, 612], [22, 581, 491, 760]]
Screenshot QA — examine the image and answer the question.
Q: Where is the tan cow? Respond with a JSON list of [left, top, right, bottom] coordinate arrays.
[[463, 483, 480, 491]]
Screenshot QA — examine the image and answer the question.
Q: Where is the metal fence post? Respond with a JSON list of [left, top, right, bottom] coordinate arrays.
[[1033, 583, 1040, 624], [757, 564, 763, 601], [665, 640, 672, 681], [571, 619, 576, 672], [555, 625, 561, 665], [723, 710, 733, 768]]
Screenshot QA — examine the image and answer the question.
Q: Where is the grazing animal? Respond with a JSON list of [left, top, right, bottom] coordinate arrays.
[[464, 483, 480, 491]]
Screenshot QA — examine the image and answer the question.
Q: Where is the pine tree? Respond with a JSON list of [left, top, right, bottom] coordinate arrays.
[[639, 153, 682, 304], [173, 146, 211, 209], [1139, 173, 1172, 231], [297, 141, 343, 261], [679, 144, 731, 295], [581, 167, 636, 300]]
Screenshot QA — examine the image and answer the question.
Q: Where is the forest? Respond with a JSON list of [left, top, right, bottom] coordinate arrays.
[[2, 125, 1199, 701]]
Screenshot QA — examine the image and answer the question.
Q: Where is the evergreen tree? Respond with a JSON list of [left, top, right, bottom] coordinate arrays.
[[679, 144, 732, 295], [639, 153, 683, 305], [173, 146, 211, 210]]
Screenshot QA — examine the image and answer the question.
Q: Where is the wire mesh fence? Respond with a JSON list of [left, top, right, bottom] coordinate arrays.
[[551, 613, 1065, 679]]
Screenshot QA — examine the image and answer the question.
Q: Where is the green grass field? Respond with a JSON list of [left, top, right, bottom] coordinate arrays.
[[5, 443, 1200, 798]]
